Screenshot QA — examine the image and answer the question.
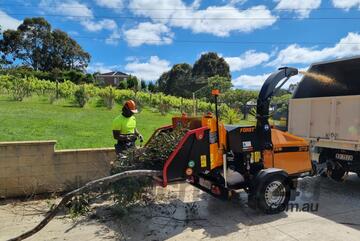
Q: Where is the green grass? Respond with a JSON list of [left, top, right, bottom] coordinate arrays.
[[0, 95, 173, 150]]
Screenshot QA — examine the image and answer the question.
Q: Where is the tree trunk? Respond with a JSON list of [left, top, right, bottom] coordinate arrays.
[[8, 170, 161, 241]]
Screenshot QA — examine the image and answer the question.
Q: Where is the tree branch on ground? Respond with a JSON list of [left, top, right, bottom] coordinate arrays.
[[7, 170, 161, 241]]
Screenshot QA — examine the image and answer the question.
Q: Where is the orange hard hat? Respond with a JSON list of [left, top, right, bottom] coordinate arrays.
[[124, 100, 138, 113]]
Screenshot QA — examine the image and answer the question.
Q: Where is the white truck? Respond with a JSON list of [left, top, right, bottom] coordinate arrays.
[[288, 57, 360, 181]]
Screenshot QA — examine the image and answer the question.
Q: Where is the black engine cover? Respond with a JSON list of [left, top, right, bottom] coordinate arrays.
[[225, 125, 260, 153]]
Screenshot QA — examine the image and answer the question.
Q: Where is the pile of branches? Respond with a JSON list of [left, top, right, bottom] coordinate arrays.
[[111, 128, 188, 214]]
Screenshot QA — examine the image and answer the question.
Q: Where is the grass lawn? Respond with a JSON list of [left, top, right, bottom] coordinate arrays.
[[0, 95, 175, 149], [0, 95, 256, 150]]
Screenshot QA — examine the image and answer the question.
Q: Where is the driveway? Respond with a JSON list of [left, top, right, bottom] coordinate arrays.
[[1, 175, 360, 241]]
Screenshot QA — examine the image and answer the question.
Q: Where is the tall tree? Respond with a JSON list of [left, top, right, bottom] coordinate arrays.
[[158, 63, 193, 97], [0, 25, 7, 68], [49, 29, 90, 71], [192, 52, 231, 81], [0, 17, 90, 71], [156, 53, 232, 97], [140, 80, 147, 90], [196, 75, 232, 100], [148, 82, 156, 92], [127, 75, 139, 90]]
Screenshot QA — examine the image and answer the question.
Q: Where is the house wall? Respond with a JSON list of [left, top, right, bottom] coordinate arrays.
[[96, 76, 128, 87], [0, 141, 115, 198]]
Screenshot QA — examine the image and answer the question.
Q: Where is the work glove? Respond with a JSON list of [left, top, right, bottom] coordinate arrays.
[[127, 134, 137, 142], [138, 134, 144, 143]]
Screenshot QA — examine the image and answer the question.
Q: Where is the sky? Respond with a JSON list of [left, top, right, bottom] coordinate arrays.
[[1, 0, 360, 89]]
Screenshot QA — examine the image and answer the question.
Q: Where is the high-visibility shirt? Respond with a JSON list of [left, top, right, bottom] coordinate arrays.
[[112, 115, 136, 134]]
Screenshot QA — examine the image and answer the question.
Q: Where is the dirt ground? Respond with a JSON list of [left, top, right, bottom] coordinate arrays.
[[2, 175, 360, 241]]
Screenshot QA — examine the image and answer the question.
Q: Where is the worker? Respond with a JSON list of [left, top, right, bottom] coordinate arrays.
[[112, 100, 143, 157]]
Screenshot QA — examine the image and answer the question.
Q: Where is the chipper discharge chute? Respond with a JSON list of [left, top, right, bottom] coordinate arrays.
[[148, 67, 312, 214]]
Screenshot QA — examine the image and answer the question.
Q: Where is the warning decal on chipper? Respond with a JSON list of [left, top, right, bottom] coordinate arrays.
[[200, 155, 207, 168], [242, 141, 253, 151]]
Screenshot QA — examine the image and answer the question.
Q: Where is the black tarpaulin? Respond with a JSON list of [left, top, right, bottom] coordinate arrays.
[[293, 56, 360, 98]]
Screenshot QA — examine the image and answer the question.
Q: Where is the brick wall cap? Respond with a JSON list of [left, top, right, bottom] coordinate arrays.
[[0, 140, 57, 146], [55, 147, 115, 154]]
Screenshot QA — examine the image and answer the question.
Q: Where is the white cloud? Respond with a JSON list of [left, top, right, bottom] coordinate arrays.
[[226, 0, 247, 5], [123, 22, 174, 47], [129, 1, 277, 37], [105, 28, 121, 45], [41, 1, 117, 32], [0, 10, 21, 31], [95, 0, 124, 9], [332, 0, 360, 9], [125, 56, 171, 81], [176, 5, 277, 37], [233, 72, 302, 89], [39, 0, 93, 18], [39, 0, 120, 45], [269, 32, 360, 66], [87, 62, 122, 73], [233, 73, 270, 89], [274, 0, 321, 18], [81, 19, 117, 32], [225, 50, 270, 71]]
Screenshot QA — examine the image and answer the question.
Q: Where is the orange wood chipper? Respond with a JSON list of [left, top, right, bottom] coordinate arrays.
[[148, 67, 312, 214]]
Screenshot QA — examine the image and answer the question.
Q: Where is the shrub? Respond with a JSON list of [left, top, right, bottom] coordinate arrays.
[[58, 80, 77, 98], [221, 105, 240, 124], [74, 85, 89, 107], [118, 80, 127, 89], [99, 86, 116, 109], [158, 99, 171, 115], [7, 76, 34, 101], [0, 75, 243, 118], [0, 75, 12, 94]]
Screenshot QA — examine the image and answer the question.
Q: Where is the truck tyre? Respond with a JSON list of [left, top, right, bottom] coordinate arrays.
[[319, 150, 345, 181], [252, 174, 290, 214], [327, 161, 345, 182]]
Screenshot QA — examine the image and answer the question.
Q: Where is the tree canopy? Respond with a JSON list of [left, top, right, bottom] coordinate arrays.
[[156, 52, 231, 97], [192, 52, 231, 80], [0, 17, 90, 71], [157, 63, 193, 96]]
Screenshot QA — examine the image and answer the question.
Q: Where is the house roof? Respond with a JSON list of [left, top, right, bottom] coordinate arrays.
[[97, 71, 129, 76]]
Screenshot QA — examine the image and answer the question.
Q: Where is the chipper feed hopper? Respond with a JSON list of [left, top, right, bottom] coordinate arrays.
[[148, 67, 312, 214]]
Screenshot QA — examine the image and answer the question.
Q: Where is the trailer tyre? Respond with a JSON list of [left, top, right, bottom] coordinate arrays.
[[255, 175, 290, 214]]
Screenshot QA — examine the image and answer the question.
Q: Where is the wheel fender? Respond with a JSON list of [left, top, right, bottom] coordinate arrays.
[[252, 168, 289, 191]]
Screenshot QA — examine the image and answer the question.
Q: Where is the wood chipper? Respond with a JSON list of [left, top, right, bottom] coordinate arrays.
[[148, 67, 312, 214]]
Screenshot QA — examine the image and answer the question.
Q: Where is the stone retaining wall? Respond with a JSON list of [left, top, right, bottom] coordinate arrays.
[[0, 141, 115, 198]]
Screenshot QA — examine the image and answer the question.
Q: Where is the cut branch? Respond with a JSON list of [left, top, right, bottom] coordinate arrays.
[[8, 170, 161, 241]]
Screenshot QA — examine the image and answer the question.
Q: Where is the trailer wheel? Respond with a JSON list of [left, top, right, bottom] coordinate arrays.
[[254, 175, 290, 214]]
